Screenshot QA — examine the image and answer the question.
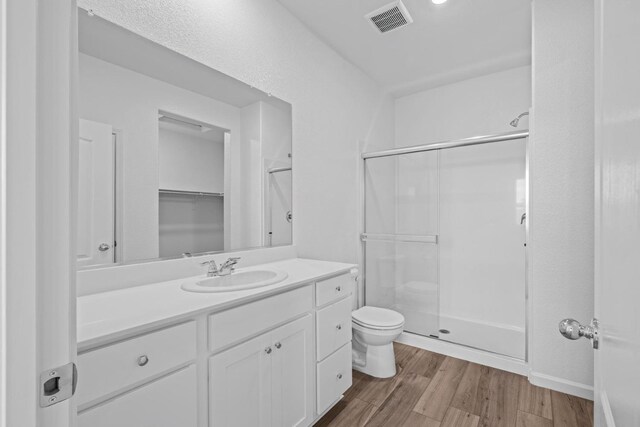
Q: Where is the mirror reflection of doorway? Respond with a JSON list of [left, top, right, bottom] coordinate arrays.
[[77, 119, 116, 267], [267, 167, 292, 247], [157, 112, 227, 258]]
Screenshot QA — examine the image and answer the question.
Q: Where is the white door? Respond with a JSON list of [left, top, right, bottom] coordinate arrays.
[[594, 0, 640, 425], [270, 315, 313, 427], [209, 332, 273, 427], [77, 119, 115, 267]]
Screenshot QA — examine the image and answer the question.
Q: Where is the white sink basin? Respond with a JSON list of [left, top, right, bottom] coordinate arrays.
[[181, 269, 288, 293]]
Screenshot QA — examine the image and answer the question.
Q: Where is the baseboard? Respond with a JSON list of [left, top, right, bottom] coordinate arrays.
[[396, 331, 528, 376], [528, 371, 594, 400]]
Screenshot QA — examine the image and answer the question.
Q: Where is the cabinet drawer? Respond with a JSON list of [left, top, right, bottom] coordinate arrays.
[[77, 321, 197, 406], [78, 365, 198, 427], [316, 273, 353, 307], [209, 285, 312, 352], [316, 343, 352, 414], [316, 296, 353, 360]]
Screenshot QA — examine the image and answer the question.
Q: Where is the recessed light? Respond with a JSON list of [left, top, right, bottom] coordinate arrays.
[[432, 0, 448, 4]]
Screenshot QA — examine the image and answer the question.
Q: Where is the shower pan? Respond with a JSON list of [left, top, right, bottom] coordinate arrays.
[[361, 131, 528, 360]]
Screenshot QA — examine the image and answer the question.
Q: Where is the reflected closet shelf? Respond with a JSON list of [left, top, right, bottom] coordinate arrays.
[[159, 189, 224, 197], [360, 233, 438, 244]]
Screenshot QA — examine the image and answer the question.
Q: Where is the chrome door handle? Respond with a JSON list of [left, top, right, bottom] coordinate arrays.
[[265, 347, 272, 354], [559, 318, 599, 349], [98, 243, 111, 252], [274, 342, 282, 349], [520, 213, 527, 224]]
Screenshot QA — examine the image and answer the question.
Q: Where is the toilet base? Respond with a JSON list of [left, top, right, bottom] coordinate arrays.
[[352, 342, 397, 378]]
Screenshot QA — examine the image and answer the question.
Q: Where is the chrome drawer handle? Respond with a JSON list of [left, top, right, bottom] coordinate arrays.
[[336, 324, 342, 330], [335, 286, 342, 292], [275, 342, 282, 349], [336, 373, 343, 380], [137, 355, 149, 367], [265, 347, 272, 354]]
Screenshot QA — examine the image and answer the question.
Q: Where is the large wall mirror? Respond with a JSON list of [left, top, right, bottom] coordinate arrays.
[[77, 10, 293, 269]]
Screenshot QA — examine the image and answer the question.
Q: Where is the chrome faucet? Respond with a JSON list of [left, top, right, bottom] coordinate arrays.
[[200, 259, 220, 277], [200, 257, 241, 277], [218, 257, 241, 276]]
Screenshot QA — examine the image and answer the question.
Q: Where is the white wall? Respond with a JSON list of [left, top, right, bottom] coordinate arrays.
[[159, 194, 224, 257], [238, 102, 262, 249], [395, 66, 532, 145], [77, 0, 386, 266], [158, 125, 225, 194], [79, 53, 242, 262], [529, 0, 594, 397]]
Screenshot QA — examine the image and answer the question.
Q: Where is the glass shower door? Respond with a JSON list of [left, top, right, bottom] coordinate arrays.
[[437, 140, 526, 359], [363, 151, 440, 338]]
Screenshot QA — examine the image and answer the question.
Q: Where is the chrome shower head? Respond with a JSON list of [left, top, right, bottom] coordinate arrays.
[[510, 112, 529, 128]]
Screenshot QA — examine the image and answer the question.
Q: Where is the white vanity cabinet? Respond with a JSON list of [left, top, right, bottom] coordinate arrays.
[[209, 315, 314, 427], [76, 265, 357, 427], [76, 322, 198, 427], [314, 274, 354, 414], [78, 365, 198, 427]]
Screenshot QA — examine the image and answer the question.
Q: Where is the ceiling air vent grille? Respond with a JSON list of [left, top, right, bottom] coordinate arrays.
[[366, 1, 414, 34]]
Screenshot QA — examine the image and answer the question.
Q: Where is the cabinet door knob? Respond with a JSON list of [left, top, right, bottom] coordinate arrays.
[[336, 373, 343, 380], [336, 324, 342, 330], [335, 286, 341, 292], [265, 347, 272, 354], [137, 355, 149, 367], [274, 342, 282, 349]]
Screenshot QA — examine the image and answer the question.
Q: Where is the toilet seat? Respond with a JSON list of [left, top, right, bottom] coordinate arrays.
[[352, 306, 404, 330]]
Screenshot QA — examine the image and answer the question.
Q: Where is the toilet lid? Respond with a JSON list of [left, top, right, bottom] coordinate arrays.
[[352, 306, 404, 329]]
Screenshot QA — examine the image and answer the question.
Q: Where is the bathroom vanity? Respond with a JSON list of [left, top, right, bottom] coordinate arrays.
[[76, 258, 356, 427]]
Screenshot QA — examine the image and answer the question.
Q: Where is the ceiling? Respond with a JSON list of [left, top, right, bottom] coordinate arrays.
[[276, 0, 531, 95]]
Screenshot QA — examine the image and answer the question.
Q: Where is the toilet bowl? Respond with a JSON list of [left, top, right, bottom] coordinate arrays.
[[351, 306, 405, 378]]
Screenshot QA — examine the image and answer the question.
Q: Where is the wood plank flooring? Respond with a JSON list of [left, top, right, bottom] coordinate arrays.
[[316, 343, 593, 427]]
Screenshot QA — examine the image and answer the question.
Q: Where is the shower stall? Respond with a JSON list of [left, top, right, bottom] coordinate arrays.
[[361, 131, 528, 360]]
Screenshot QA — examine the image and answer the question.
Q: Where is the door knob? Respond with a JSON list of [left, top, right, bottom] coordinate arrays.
[[98, 243, 111, 252], [559, 318, 599, 349]]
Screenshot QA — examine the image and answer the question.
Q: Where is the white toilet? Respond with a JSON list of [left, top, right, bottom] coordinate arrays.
[[351, 306, 405, 378]]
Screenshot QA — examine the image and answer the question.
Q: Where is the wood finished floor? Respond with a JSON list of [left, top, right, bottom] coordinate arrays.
[[316, 343, 593, 427]]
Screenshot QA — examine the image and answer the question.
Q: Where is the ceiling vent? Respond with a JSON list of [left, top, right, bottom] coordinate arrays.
[[365, 1, 414, 34]]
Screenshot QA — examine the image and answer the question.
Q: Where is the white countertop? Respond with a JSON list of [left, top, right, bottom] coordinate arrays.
[[77, 258, 356, 351]]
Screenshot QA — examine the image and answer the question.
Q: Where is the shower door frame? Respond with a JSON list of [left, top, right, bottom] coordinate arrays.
[[360, 129, 530, 362]]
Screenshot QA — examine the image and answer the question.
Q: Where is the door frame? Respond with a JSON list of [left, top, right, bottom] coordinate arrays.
[[1, 1, 77, 426]]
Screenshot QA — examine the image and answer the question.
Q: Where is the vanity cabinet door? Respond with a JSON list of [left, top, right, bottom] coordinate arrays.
[[77, 365, 197, 427], [209, 332, 273, 427], [271, 315, 313, 427]]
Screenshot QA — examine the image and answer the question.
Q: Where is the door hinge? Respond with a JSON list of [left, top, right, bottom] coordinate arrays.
[[39, 362, 77, 407]]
